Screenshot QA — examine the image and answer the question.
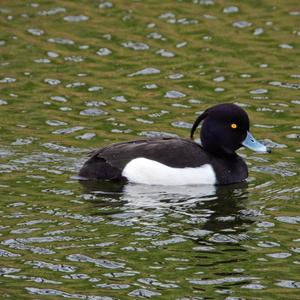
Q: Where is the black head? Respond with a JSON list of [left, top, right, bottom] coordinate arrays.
[[191, 103, 250, 158]]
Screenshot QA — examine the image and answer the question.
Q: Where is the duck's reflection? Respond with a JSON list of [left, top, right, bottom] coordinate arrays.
[[80, 180, 249, 232]]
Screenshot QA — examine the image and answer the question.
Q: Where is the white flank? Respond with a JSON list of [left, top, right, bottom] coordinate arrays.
[[122, 157, 217, 185]]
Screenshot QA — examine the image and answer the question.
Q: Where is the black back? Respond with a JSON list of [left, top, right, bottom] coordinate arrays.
[[79, 137, 248, 184]]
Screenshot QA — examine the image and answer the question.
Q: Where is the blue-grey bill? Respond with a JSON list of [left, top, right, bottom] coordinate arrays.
[[242, 131, 270, 153]]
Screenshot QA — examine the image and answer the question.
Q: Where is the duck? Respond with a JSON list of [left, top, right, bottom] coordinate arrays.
[[79, 103, 270, 185]]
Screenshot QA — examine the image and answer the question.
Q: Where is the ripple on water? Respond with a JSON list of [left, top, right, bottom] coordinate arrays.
[[138, 131, 178, 138], [137, 278, 179, 288], [188, 276, 257, 285], [156, 49, 175, 57], [80, 108, 108, 116], [0, 99, 8, 105], [27, 28, 44, 36], [37, 7, 66, 16], [128, 67, 160, 77], [44, 78, 61, 85], [223, 6, 239, 13], [0, 268, 20, 275], [47, 37, 75, 45], [66, 82, 86, 88], [122, 41, 149, 50], [96, 48, 112, 56], [95, 283, 130, 289], [251, 166, 296, 177], [26, 287, 113, 299], [171, 121, 193, 129], [164, 90, 186, 98], [275, 216, 300, 224], [128, 289, 161, 298], [52, 126, 84, 134], [50, 95, 67, 102], [0, 249, 21, 257], [46, 120, 68, 126], [232, 21, 252, 28], [76, 133, 96, 140], [26, 260, 76, 272], [67, 254, 124, 269], [0, 77, 16, 83], [64, 15, 89, 22], [269, 81, 300, 90], [64, 56, 85, 62], [99, 2, 113, 9], [275, 280, 300, 289], [266, 252, 291, 259], [41, 143, 82, 153]]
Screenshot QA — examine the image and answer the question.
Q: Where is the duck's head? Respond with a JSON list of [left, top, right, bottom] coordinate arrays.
[[190, 103, 270, 158]]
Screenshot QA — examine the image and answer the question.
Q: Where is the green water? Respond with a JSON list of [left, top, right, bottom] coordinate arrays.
[[0, 0, 299, 299]]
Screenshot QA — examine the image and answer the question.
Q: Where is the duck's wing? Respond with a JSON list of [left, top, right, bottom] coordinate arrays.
[[79, 138, 210, 180]]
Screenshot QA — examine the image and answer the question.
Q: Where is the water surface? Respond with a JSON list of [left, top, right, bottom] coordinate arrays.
[[0, 0, 299, 299]]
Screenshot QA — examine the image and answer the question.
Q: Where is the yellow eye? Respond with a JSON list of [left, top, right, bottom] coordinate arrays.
[[231, 123, 237, 129]]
